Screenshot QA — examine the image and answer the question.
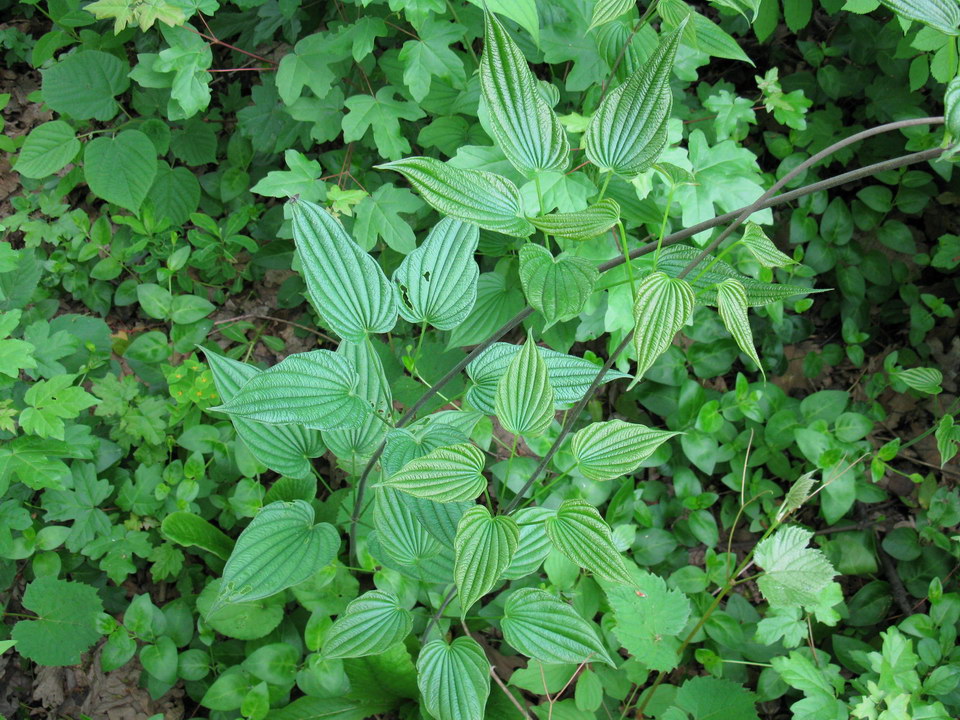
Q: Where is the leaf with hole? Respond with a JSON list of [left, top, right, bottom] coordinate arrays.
[[571, 419, 680, 481], [545, 499, 634, 585], [454, 506, 519, 615], [631, 271, 695, 384], [417, 636, 490, 720], [716, 279, 764, 378], [529, 198, 621, 240], [519, 245, 599, 329], [322, 590, 413, 659], [495, 330, 555, 437], [382, 443, 487, 502]]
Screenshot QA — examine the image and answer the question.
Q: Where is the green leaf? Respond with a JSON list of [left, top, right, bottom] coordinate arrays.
[[41, 50, 129, 121], [466, 0, 540, 43], [754, 525, 838, 610], [322, 590, 413, 659], [250, 149, 327, 203], [528, 198, 620, 240], [878, 0, 960, 34], [161, 511, 234, 560], [353, 183, 423, 254], [584, 22, 685, 177], [342, 87, 426, 161], [896, 367, 943, 394], [216, 500, 340, 607], [393, 218, 480, 330], [467, 342, 630, 414], [777, 470, 817, 522], [382, 443, 487, 502], [447, 271, 526, 348], [501, 588, 614, 666], [935, 414, 959, 467], [740, 223, 795, 268], [716, 279, 764, 378], [588, 0, 634, 30], [374, 486, 445, 571], [147, 161, 201, 227], [675, 677, 760, 720], [291, 198, 399, 342], [631, 271, 695, 383], [945, 76, 960, 150], [480, 10, 569, 175], [14, 121, 80, 179], [665, 4, 754, 64], [205, 351, 326, 479], [211, 350, 368, 431], [170, 294, 214, 324], [11, 578, 103, 666], [454, 506, 519, 615], [519, 245, 599, 329], [570, 419, 680, 481], [545, 499, 633, 585], [417, 636, 490, 720], [84, 130, 157, 214], [495, 330, 555, 437], [503, 507, 553, 579], [377, 157, 534, 237], [399, 18, 466, 102]]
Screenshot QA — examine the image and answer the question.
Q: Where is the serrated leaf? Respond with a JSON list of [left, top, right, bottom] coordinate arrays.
[[353, 183, 423, 254], [216, 500, 340, 607], [529, 198, 621, 240], [584, 22, 685, 177], [291, 198, 398, 342], [205, 351, 325, 479], [417, 636, 490, 720], [545, 499, 633, 585], [501, 588, 614, 665], [675, 677, 760, 720], [83, 130, 157, 214], [41, 50, 129, 121], [377, 157, 534, 237], [480, 9, 568, 175], [631, 271, 695, 383], [342, 87, 425, 161], [754, 526, 837, 610], [519, 245, 599, 329], [382, 443, 487, 502], [503, 507, 553, 579], [467, 342, 630, 414], [14, 121, 80, 179], [393, 218, 480, 330], [454, 506, 519, 615], [11, 578, 103, 666], [495, 330, 555, 437], [777, 470, 817, 522], [896, 367, 943, 394], [740, 223, 796, 268], [161, 511, 234, 560], [716, 279, 764, 378], [878, 0, 960, 34], [211, 350, 368, 431], [588, 0, 634, 30], [570, 419, 680, 481], [322, 590, 413, 659]]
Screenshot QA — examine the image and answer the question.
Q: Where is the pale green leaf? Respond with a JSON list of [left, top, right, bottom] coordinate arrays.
[[291, 198, 399, 342], [322, 590, 413, 659], [501, 588, 613, 665], [83, 130, 157, 214], [454, 506, 519, 615], [374, 486, 443, 567], [777, 471, 817, 522], [417, 636, 490, 720], [211, 350, 368, 431], [896, 367, 943, 394], [754, 526, 837, 610], [570, 419, 679, 481], [935, 414, 959, 467], [631, 271, 695, 383], [353, 183, 423, 254], [393, 218, 480, 330], [716, 279, 764, 378], [675, 677, 760, 720], [465, 0, 539, 43], [740, 223, 796, 268], [879, 0, 960, 34], [529, 198, 621, 240], [216, 500, 340, 607], [382, 443, 487, 502], [495, 330, 555, 437], [588, 0, 634, 30], [502, 507, 553, 579], [519, 245, 599, 329], [480, 9, 569, 175], [584, 22, 685, 177], [545, 499, 633, 585], [161, 511, 234, 560], [14, 121, 80, 179], [377, 156, 534, 237], [342, 87, 425, 161]]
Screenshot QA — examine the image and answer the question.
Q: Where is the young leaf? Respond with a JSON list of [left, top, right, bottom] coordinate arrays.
[[519, 245, 599, 329], [716, 279, 764, 378], [216, 500, 340, 607], [11, 578, 103, 666], [502, 507, 553, 579], [417, 636, 490, 720], [322, 590, 413, 659], [393, 218, 480, 330], [376, 157, 534, 237], [205, 350, 326, 479], [211, 350, 368, 431], [480, 9, 569, 175], [896, 367, 943, 394], [740, 223, 796, 268], [776, 470, 817, 522], [631, 271, 695, 383], [161, 511, 235, 560], [382, 443, 487, 502], [570, 419, 680, 481], [290, 198, 399, 342], [454, 506, 519, 615], [495, 330, 556, 437], [528, 198, 621, 240], [545, 499, 634, 585], [588, 0, 634, 30], [583, 22, 685, 177], [83, 130, 157, 214], [14, 121, 80, 179], [501, 588, 614, 665], [753, 526, 837, 610], [935, 414, 960, 466], [878, 0, 960, 35]]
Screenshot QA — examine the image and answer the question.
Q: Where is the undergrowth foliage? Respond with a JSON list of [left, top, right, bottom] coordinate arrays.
[[2, 0, 960, 719]]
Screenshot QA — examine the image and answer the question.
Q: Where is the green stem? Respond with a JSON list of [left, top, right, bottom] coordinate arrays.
[[445, 0, 478, 64], [652, 184, 676, 270], [596, 171, 613, 203], [617, 221, 637, 299], [690, 239, 742, 286]]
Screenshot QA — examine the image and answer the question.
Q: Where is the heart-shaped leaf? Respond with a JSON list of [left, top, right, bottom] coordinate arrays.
[[495, 330, 555, 437], [382, 443, 487, 502], [417, 636, 490, 720], [454, 506, 519, 615], [878, 0, 960, 35], [322, 590, 413, 659], [529, 198, 621, 240], [740, 223, 795, 268], [519, 244, 599, 329], [716, 279, 764, 378], [545, 499, 633, 585], [631, 270, 695, 384], [502, 507, 553, 579], [83, 130, 157, 213], [571, 419, 680, 481]]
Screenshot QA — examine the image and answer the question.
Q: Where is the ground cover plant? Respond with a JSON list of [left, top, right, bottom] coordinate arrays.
[[1, 0, 960, 718]]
